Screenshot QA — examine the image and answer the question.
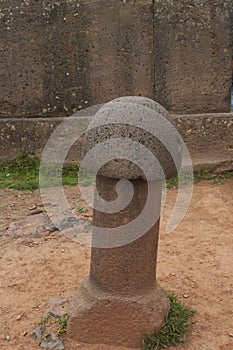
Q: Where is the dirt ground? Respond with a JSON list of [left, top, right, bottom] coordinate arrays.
[[0, 179, 233, 350]]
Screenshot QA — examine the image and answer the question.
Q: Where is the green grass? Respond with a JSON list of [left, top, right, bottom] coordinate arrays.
[[77, 206, 85, 213], [36, 313, 67, 343], [0, 150, 80, 192], [56, 313, 67, 336], [142, 291, 195, 350], [39, 313, 51, 326], [166, 168, 233, 189], [0, 151, 232, 192], [0, 150, 40, 191]]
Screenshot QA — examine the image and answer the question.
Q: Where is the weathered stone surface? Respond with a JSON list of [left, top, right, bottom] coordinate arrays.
[[154, 0, 233, 113], [0, 0, 154, 118], [82, 97, 182, 180], [0, 117, 64, 162], [174, 113, 233, 155], [175, 113, 233, 172], [0, 117, 84, 163]]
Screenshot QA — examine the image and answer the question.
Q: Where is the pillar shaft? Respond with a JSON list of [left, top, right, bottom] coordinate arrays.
[[90, 175, 162, 295]]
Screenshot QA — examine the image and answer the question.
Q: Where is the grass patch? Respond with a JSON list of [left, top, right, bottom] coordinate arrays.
[[0, 151, 232, 191], [39, 313, 51, 326], [35, 312, 67, 346], [0, 150, 40, 191], [56, 313, 68, 336], [0, 150, 80, 192], [166, 168, 233, 189], [77, 206, 85, 213], [142, 291, 195, 350]]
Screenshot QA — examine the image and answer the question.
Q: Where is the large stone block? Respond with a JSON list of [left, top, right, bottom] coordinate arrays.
[[0, 0, 154, 118], [0, 1, 46, 117], [154, 0, 233, 113]]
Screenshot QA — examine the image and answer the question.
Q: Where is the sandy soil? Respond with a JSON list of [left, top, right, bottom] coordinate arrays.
[[0, 179, 233, 350]]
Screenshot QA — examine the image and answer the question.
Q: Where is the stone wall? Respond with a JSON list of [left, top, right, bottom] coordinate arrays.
[[0, 0, 232, 118], [0, 1, 233, 169], [154, 0, 233, 113], [0, 0, 154, 118]]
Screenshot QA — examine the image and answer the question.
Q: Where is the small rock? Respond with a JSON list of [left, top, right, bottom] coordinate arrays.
[[29, 205, 37, 210], [16, 313, 24, 321], [30, 325, 45, 341], [42, 224, 58, 233], [23, 331, 28, 336], [40, 338, 64, 349], [183, 294, 189, 299], [28, 209, 43, 216], [229, 333, 233, 337], [5, 335, 10, 341]]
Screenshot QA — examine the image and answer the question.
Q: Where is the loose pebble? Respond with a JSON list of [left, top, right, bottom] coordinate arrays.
[[16, 313, 24, 321], [29, 205, 37, 210]]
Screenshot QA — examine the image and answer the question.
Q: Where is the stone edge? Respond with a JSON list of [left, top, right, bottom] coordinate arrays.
[[0, 113, 233, 172]]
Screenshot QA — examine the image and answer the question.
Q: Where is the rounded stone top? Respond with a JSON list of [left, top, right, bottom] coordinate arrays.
[[113, 96, 172, 120], [81, 96, 182, 180]]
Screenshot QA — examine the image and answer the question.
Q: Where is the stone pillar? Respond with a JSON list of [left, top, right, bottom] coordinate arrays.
[[67, 97, 182, 347]]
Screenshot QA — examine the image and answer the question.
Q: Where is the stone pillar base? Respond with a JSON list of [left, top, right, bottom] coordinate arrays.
[[67, 277, 170, 348]]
